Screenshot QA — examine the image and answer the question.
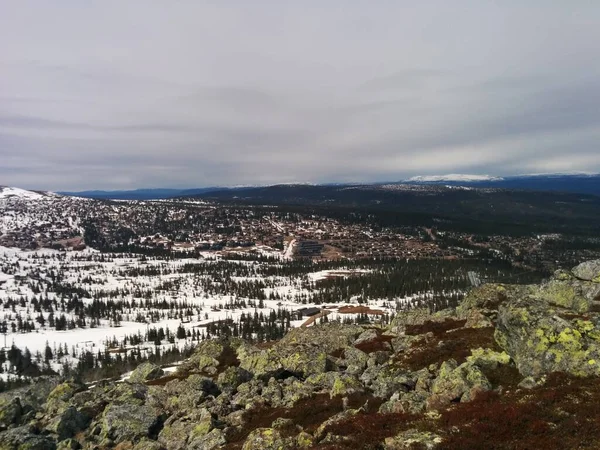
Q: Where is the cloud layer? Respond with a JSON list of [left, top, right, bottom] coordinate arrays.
[[1, 1, 599, 190]]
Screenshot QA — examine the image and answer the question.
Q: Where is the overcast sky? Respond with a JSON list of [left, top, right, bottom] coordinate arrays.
[[1, 1, 599, 190]]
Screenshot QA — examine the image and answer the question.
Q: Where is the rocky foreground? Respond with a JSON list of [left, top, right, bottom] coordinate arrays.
[[2, 261, 600, 450]]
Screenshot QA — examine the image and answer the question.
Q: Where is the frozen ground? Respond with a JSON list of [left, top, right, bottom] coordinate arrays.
[[0, 245, 440, 376]]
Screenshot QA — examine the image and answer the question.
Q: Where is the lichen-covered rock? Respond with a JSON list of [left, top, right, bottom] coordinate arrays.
[[384, 429, 442, 449], [368, 367, 415, 400], [217, 366, 252, 393], [466, 347, 511, 370], [426, 359, 491, 410], [315, 409, 361, 441], [536, 277, 599, 313], [157, 414, 190, 450], [331, 374, 365, 398], [238, 346, 330, 378], [101, 403, 161, 442], [132, 439, 163, 450], [354, 329, 378, 346], [242, 427, 286, 450], [379, 391, 428, 415], [56, 438, 81, 450], [164, 375, 218, 411], [238, 324, 365, 379], [344, 347, 369, 375], [47, 406, 90, 441], [296, 431, 315, 448], [179, 339, 226, 375], [128, 363, 165, 383], [304, 371, 365, 398], [0, 397, 21, 430], [0, 425, 57, 450], [572, 259, 600, 282], [188, 428, 226, 450], [389, 308, 434, 333], [231, 379, 264, 408], [279, 323, 364, 353], [45, 382, 84, 415], [495, 298, 600, 378]]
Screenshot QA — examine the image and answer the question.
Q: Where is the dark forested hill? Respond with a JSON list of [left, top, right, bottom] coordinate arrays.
[[191, 184, 600, 236]]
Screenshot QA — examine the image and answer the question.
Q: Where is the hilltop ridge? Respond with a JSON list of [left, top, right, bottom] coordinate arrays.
[[2, 259, 600, 449]]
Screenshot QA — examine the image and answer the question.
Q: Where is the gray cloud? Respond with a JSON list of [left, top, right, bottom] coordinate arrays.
[[1, 1, 599, 190]]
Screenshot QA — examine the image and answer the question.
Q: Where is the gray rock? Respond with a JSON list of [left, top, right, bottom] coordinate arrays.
[[426, 359, 491, 410], [217, 366, 252, 393], [188, 428, 226, 450], [242, 427, 286, 450], [384, 429, 442, 449], [495, 297, 600, 378], [572, 259, 600, 282], [101, 403, 161, 442], [48, 406, 90, 441], [0, 397, 21, 430], [129, 362, 165, 383], [0, 425, 57, 450]]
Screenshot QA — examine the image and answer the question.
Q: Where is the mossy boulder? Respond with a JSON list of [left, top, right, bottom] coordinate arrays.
[[179, 339, 226, 375], [47, 406, 90, 441], [128, 363, 164, 383], [426, 359, 491, 410], [384, 429, 441, 449], [188, 428, 226, 450], [238, 346, 329, 378], [0, 397, 21, 430], [0, 425, 56, 450], [389, 308, 434, 333], [466, 347, 511, 370], [495, 298, 600, 378], [45, 382, 84, 415], [279, 323, 364, 353], [536, 278, 594, 313], [101, 403, 161, 442], [217, 366, 252, 393], [344, 347, 369, 375], [457, 283, 537, 318], [242, 427, 287, 450]]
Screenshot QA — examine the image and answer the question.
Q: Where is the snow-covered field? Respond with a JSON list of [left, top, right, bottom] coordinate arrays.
[[0, 245, 416, 376]]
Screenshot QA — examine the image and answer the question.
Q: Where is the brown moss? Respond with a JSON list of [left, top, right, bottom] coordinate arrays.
[[354, 334, 394, 354], [313, 411, 415, 450], [438, 373, 600, 450], [405, 319, 467, 337], [222, 392, 382, 449], [480, 364, 522, 390], [145, 372, 191, 386], [397, 327, 501, 371]]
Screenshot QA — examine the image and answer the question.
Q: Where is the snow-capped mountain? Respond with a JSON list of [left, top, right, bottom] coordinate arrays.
[[407, 174, 504, 183], [0, 186, 53, 200], [403, 173, 600, 196]]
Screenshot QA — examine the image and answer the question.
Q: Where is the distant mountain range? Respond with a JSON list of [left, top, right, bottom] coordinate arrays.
[[404, 173, 600, 196], [57, 187, 227, 200], [57, 173, 600, 200]]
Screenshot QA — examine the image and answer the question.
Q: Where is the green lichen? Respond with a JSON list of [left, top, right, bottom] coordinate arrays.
[[467, 348, 511, 369], [540, 281, 589, 312]]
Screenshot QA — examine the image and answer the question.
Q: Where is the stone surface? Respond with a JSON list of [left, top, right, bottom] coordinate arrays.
[[495, 297, 600, 378], [102, 403, 161, 442], [128, 363, 165, 384], [572, 260, 600, 282]]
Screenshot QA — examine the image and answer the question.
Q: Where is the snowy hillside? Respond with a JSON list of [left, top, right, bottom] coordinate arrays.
[[0, 186, 48, 200], [407, 174, 504, 182]]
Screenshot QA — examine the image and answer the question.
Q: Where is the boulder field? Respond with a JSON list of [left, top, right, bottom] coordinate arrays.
[[1, 260, 600, 449]]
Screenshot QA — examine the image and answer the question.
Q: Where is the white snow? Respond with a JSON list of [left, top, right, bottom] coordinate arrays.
[[407, 174, 503, 182], [0, 186, 47, 200]]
